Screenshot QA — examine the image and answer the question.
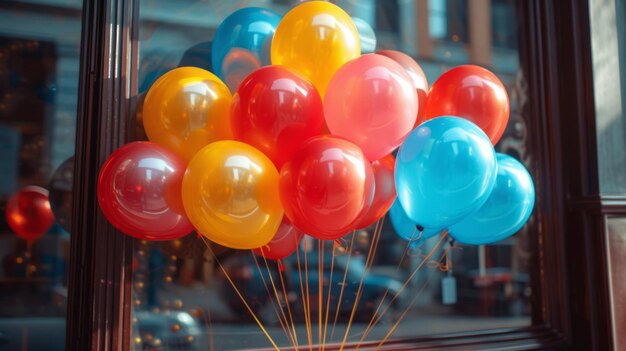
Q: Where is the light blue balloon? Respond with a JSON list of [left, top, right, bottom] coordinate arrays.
[[389, 200, 440, 245], [449, 153, 535, 245], [395, 116, 497, 229], [352, 17, 377, 54], [211, 7, 280, 89]]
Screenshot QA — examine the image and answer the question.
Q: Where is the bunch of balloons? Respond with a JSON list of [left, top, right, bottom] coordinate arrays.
[[97, 1, 535, 262]]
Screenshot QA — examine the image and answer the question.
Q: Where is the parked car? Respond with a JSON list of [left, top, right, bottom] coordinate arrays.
[[0, 280, 201, 351], [134, 310, 202, 351], [216, 249, 405, 324]]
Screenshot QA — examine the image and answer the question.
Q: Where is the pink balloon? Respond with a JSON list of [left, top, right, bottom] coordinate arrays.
[[376, 50, 428, 127], [324, 54, 418, 161]]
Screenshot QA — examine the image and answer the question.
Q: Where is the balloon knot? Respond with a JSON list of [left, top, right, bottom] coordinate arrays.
[[415, 224, 424, 232], [277, 259, 285, 272]]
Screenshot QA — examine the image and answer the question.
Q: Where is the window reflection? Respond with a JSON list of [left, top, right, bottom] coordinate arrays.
[[0, 1, 81, 350], [590, 0, 626, 195], [132, 1, 531, 350]]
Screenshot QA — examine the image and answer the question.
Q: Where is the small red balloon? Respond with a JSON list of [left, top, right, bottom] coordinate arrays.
[[423, 65, 510, 145], [6, 186, 55, 241], [97, 141, 193, 240], [279, 136, 375, 240], [376, 50, 428, 127], [355, 154, 396, 229], [231, 66, 325, 169], [253, 218, 304, 260]]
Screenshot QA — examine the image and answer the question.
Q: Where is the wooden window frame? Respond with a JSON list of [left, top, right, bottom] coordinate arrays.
[[65, 0, 617, 350]]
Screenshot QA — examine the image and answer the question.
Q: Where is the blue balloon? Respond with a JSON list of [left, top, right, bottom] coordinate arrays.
[[395, 116, 497, 229], [449, 153, 535, 245], [352, 17, 377, 54], [389, 200, 440, 245], [211, 7, 280, 91]]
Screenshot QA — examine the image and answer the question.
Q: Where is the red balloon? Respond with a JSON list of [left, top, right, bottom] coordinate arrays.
[[377, 50, 428, 127], [231, 66, 325, 169], [423, 65, 510, 145], [279, 136, 375, 240], [355, 154, 396, 229], [253, 218, 304, 260], [97, 141, 193, 240], [6, 186, 55, 241]]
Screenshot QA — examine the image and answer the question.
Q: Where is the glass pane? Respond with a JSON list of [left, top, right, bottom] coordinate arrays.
[[606, 216, 626, 350], [131, 1, 531, 350], [0, 1, 82, 350], [590, 0, 626, 195]]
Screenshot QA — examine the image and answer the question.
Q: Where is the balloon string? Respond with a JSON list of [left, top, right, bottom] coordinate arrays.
[[203, 279, 215, 351], [355, 231, 448, 348], [277, 259, 285, 272], [329, 230, 356, 342], [318, 240, 324, 346], [333, 237, 349, 256], [303, 239, 313, 350], [397, 227, 423, 272], [428, 234, 460, 272], [251, 252, 296, 347], [260, 252, 300, 349], [317, 239, 324, 345], [357, 228, 431, 346], [198, 248, 215, 351], [278, 259, 300, 350], [198, 236, 280, 351], [339, 217, 384, 351], [375, 275, 433, 349], [295, 241, 313, 350], [321, 238, 337, 350]]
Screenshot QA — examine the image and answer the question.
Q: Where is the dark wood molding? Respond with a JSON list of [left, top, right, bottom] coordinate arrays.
[[65, 0, 138, 350], [257, 326, 566, 351], [517, 0, 612, 350], [552, 0, 612, 348], [569, 195, 626, 214]]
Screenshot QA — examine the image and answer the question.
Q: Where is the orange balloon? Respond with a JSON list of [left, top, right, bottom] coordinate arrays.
[[271, 1, 360, 97], [143, 67, 233, 161], [182, 140, 283, 250]]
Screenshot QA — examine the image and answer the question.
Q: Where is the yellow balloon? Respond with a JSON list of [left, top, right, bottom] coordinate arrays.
[[182, 140, 283, 249], [271, 1, 360, 97], [143, 67, 232, 161]]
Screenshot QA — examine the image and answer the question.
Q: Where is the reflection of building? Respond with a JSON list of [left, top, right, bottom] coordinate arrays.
[[0, 1, 81, 185], [0, 0, 521, 184], [590, 0, 626, 192]]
